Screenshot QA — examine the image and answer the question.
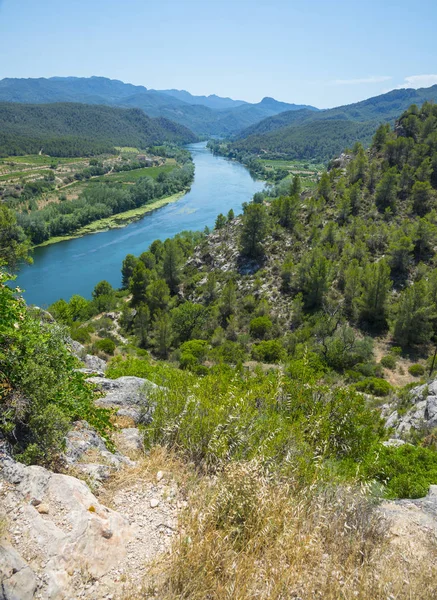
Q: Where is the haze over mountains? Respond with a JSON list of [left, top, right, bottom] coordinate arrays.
[[2, 75, 437, 162], [230, 84, 437, 160], [0, 76, 318, 137]]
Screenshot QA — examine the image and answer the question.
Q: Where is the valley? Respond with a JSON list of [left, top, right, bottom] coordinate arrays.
[[15, 142, 264, 305], [3, 50, 437, 600]]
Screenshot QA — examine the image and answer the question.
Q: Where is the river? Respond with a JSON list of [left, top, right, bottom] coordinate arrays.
[[15, 142, 264, 306]]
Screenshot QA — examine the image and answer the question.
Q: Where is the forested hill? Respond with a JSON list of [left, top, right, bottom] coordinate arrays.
[[229, 85, 437, 161], [0, 76, 318, 136], [0, 102, 198, 157]]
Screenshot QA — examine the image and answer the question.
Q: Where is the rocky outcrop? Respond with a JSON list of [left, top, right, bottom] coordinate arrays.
[[64, 421, 134, 483], [0, 544, 37, 600], [69, 341, 107, 376], [0, 446, 133, 599], [381, 485, 437, 557], [384, 380, 437, 437], [87, 376, 157, 424]]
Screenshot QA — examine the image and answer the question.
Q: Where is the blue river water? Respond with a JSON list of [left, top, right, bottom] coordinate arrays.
[[15, 142, 264, 306]]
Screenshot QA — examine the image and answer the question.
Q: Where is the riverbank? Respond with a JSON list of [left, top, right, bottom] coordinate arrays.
[[35, 191, 187, 248]]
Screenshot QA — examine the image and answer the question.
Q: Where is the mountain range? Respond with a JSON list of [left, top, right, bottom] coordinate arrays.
[[0, 76, 317, 137], [230, 85, 437, 160]]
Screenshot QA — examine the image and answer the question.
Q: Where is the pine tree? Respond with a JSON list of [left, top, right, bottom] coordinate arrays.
[[162, 239, 183, 294], [240, 203, 268, 257], [134, 304, 150, 348], [121, 254, 138, 289], [359, 260, 391, 329], [392, 281, 434, 347]]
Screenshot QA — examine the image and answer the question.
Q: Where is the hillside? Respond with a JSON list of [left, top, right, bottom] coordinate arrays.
[[3, 101, 437, 599], [0, 76, 318, 136], [0, 102, 198, 156], [230, 85, 437, 161]]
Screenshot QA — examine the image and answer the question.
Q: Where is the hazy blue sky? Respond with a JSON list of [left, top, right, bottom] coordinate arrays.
[[1, 0, 436, 108]]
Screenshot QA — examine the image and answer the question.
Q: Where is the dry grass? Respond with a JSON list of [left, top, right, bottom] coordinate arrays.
[[98, 446, 195, 509], [373, 337, 428, 388], [123, 460, 437, 600]]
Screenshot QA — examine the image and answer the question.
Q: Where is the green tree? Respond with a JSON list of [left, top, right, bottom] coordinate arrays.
[[219, 280, 237, 323], [412, 180, 434, 216], [290, 175, 301, 196], [162, 238, 183, 294], [317, 172, 332, 202], [0, 204, 31, 268], [153, 312, 172, 357], [278, 196, 298, 230], [372, 123, 390, 151], [215, 213, 227, 230], [227, 208, 235, 221], [171, 302, 206, 343], [298, 250, 331, 309], [240, 203, 268, 257], [343, 260, 362, 320], [146, 279, 170, 315], [48, 299, 72, 325], [134, 304, 150, 348], [139, 251, 156, 270], [121, 254, 138, 289], [92, 280, 113, 299], [90, 280, 115, 312], [392, 281, 434, 347], [375, 168, 399, 213], [130, 263, 155, 307], [389, 235, 414, 277], [68, 295, 90, 322], [359, 260, 391, 329]]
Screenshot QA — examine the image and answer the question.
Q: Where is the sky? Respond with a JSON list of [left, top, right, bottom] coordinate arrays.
[[0, 0, 436, 109]]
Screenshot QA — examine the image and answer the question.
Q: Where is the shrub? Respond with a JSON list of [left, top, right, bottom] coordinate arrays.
[[252, 340, 285, 364], [0, 274, 112, 465], [179, 339, 208, 371], [354, 377, 392, 397], [70, 326, 91, 344], [362, 444, 437, 498], [408, 363, 425, 377], [210, 340, 246, 365], [249, 316, 272, 339], [94, 338, 116, 355], [143, 368, 383, 472], [380, 354, 397, 370]]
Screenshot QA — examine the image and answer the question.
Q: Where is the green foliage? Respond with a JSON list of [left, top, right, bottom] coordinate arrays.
[[18, 161, 194, 245], [249, 316, 272, 339], [171, 302, 206, 344], [297, 249, 331, 309], [392, 281, 434, 348], [94, 337, 116, 355], [362, 444, 437, 498], [0, 204, 31, 268], [225, 86, 437, 162], [162, 238, 183, 294], [0, 273, 112, 465], [143, 368, 383, 475], [408, 364, 425, 377], [0, 101, 197, 158], [353, 377, 392, 397], [358, 261, 391, 330], [240, 203, 268, 258], [179, 340, 208, 371], [215, 213, 226, 230], [251, 340, 285, 363], [380, 354, 397, 370]]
